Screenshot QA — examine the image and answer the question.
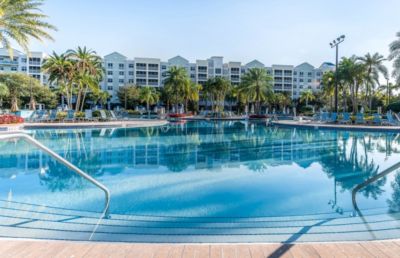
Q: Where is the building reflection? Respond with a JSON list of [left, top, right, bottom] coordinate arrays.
[[0, 122, 399, 200]]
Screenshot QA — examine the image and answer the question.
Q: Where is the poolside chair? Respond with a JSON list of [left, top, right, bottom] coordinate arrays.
[[34, 110, 46, 122], [84, 110, 97, 121], [355, 113, 366, 124], [63, 110, 76, 122], [328, 112, 338, 123], [372, 113, 382, 125], [45, 110, 58, 122], [109, 110, 118, 121], [319, 112, 329, 123], [385, 112, 400, 126], [338, 112, 352, 124], [99, 110, 108, 121]]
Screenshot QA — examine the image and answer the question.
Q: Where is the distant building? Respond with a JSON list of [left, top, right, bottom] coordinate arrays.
[[0, 48, 48, 84]]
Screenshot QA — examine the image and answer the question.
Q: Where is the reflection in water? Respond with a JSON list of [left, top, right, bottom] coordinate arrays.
[[1, 121, 400, 215], [388, 172, 400, 212]]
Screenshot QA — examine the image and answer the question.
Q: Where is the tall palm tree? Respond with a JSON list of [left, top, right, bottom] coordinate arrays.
[[239, 68, 273, 114], [300, 89, 315, 107], [139, 86, 159, 118], [0, 0, 56, 56], [389, 31, 400, 85], [42, 52, 74, 109], [188, 82, 202, 113], [204, 77, 231, 113], [357, 53, 388, 111], [322, 71, 335, 110], [164, 66, 190, 113], [66, 47, 104, 112], [0, 82, 9, 108]]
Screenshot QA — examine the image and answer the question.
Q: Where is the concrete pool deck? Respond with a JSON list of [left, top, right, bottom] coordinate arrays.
[[274, 119, 400, 132], [1, 239, 400, 257], [0, 119, 169, 131]]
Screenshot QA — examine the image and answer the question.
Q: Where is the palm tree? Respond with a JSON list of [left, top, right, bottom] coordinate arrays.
[[0, 82, 9, 108], [164, 66, 190, 113], [389, 31, 400, 85], [139, 86, 159, 118], [187, 82, 202, 113], [239, 68, 273, 114], [204, 77, 231, 113], [322, 71, 335, 110], [66, 47, 104, 112], [357, 53, 388, 111], [0, 0, 56, 55], [300, 89, 315, 107], [42, 52, 75, 109]]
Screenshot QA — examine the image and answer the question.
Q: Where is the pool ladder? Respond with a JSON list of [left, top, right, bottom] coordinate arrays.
[[0, 132, 110, 217]]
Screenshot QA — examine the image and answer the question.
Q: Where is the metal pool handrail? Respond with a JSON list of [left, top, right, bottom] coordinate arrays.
[[0, 132, 110, 217], [352, 160, 400, 215]]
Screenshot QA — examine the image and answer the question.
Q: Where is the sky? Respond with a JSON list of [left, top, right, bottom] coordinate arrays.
[[28, 0, 400, 72]]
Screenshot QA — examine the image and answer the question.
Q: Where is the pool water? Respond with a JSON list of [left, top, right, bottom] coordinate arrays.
[[1, 121, 400, 242]]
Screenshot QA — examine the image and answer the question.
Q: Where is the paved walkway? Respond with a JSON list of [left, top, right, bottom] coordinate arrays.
[[274, 120, 400, 132], [1, 240, 400, 257]]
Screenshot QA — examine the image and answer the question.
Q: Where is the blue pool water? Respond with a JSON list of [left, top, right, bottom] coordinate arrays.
[[1, 121, 400, 242]]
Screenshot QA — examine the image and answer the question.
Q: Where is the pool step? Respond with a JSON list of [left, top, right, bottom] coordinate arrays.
[[0, 200, 400, 243]]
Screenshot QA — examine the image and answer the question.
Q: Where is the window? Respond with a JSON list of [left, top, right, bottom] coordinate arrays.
[[107, 86, 113, 91], [11, 67, 17, 71], [21, 66, 27, 72], [308, 79, 312, 83], [128, 63, 134, 68], [136, 71, 146, 76], [316, 72, 321, 76], [190, 74, 195, 79], [148, 71, 158, 76], [308, 72, 312, 77], [136, 63, 146, 69], [119, 71, 124, 76], [136, 78, 146, 84], [215, 68, 222, 74], [128, 79, 134, 83], [299, 79, 304, 82], [107, 63, 113, 69], [148, 64, 159, 69], [107, 71, 113, 75], [107, 78, 113, 83], [129, 71, 134, 76], [21, 58, 27, 63], [190, 67, 195, 71], [119, 63, 124, 69], [161, 65, 167, 70], [119, 79, 124, 83], [293, 71, 297, 75], [293, 78, 297, 82], [198, 66, 207, 72], [299, 72, 304, 77]]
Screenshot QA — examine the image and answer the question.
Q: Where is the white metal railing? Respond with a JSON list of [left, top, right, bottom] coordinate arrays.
[[0, 132, 110, 217]]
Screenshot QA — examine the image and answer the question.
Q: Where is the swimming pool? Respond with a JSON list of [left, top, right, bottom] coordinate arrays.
[[1, 121, 400, 242]]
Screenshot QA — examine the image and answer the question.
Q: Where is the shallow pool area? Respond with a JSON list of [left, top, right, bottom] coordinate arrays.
[[1, 121, 400, 242]]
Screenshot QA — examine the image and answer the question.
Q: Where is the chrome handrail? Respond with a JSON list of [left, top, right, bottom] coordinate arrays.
[[0, 132, 110, 217]]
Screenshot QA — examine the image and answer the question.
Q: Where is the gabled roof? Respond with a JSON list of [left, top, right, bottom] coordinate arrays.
[[245, 59, 265, 68], [104, 52, 127, 60], [168, 55, 189, 66], [295, 62, 315, 70]]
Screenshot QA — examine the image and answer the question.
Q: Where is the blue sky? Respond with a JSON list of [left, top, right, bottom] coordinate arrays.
[[29, 0, 399, 69]]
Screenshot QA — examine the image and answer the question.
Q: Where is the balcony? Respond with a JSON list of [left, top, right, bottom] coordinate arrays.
[[0, 60, 18, 65]]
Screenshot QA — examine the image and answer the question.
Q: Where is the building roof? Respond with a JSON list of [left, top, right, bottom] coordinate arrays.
[[295, 62, 315, 70], [104, 52, 127, 60], [168, 55, 189, 66], [245, 59, 265, 68]]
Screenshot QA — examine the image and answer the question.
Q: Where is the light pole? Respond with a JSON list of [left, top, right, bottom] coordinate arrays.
[[330, 35, 345, 113]]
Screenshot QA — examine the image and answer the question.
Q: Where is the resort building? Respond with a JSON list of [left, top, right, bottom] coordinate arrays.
[[101, 52, 335, 105], [0, 48, 49, 84]]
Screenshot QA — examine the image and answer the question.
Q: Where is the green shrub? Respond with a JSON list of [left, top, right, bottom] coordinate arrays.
[[92, 110, 101, 118], [57, 111, 67, 120], [387, 102, 400, 112], [75, 111, 85, 118], [127, 110, 141, 115]]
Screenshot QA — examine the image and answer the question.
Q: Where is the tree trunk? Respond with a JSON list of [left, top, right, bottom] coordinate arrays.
[[11, 96, 19, 112], [147, 102, 150, 118]]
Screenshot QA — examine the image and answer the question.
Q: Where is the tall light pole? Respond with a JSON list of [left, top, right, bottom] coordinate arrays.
[[330, 35, 345, 113]]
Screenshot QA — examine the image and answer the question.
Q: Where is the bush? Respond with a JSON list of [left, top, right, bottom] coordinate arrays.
[[56, 111, 67, 120], [0, 114, 24, 124], [92, 110, 101, 118], [387, 102, 400, 112], [75, 111, 85, 119], [127, 110, 141, 115]]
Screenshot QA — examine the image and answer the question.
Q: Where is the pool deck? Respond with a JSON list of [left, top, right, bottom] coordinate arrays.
[[1, 239, 400, 257], [0, 119, 169, 131], [274, 119, 400, 132]]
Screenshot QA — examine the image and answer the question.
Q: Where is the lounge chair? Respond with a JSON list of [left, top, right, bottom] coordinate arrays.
[[34, 110, 47, 122], [372, 113, 382, 125], [109, 110, 118, 121], [386, 112, 400, 126], [355, 113, 366, 124], [99, 110, 108, 121], [338, 112, 352, 124], [84, 110, 97, 121], [319, 112, 329, 123], [328, 112, 338, 123], [45, 110, 58, 122], [63, 110, 75, 122]]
